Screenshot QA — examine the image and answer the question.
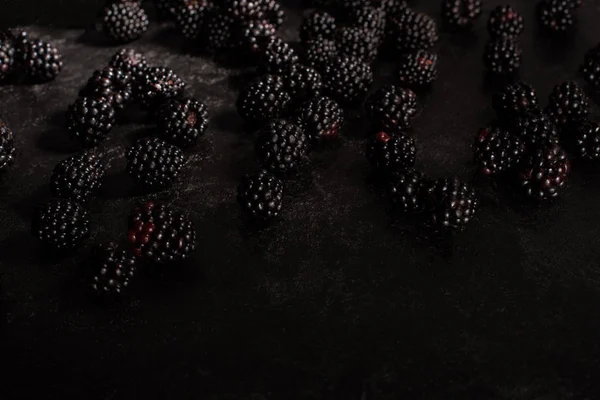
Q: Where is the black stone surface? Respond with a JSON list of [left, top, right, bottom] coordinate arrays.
[[1, 1, 600, 399]]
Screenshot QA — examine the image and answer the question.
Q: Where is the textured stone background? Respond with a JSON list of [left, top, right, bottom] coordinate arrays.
[[1, 0, 600, 399]]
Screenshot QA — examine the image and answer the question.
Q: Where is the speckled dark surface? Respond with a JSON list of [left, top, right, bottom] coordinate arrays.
[[2, 0, 600, 399]]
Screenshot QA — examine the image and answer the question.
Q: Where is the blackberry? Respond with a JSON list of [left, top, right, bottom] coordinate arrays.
[[303, 38, 338, 72], [545, 81, 589, 129], [220, 0, 262, 23], [365, 84, 417, 131], [335, 0, 372, 19], [335, 27, 380, 63], [0, 121, 15, 172], [441, 0, 482, 30], [157, 97, 209, 148], [348, 6, 386, 39], [127, 202, 196, 263], [258, 0, 285, 30], [517, 144, 569, 201], [236, 74, 291, 128], [396, 50, 438, 87], [538, 0, 574, 33], [283, 64, 323, 105], [473, 126, 525, 176], [387, 169, 428, 214], [51, 153, 106, 203], [381, 0, 408, 21], [300, 11, 337, 44], [427, 178, 478, 233], [109, 48, 148, 83], [293, 96, 344, 145], [365, 131, 417, 174], [492, 81, 539, 121], [21, 39, 63, 82], [237, 19, 276, 55], [510, 109, 559, 146], [83, 67, 133, 112], [321, 55, 373, 106], [31, 199, 90, 251], [388, 8, 438, 53], [483, 38, 521, 75], [568, 120, 600, 161], [237, 170, 284, 220], [260, 37, 299, 74], [173, 0, 211, 40], [581, 56, 600, 90], [255, 119, 309, 174], [136, 67, 185, 110], [91, 242, 136, 295], [101, 1, 149, 43], [201, 9, 236, 52], [66, 97, 116, 148], [487, 5, 524, 39], [126, 137, 185, 189], [0, 40, 15, 83]]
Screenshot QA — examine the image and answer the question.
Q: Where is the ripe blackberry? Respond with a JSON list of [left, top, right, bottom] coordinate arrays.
[[293, 96, 344, 145], [51, 153, 106, 203], [258, 0, 285, 30], [365, 84, 417, 131], [66, 97, 116, 148], [0, 121, 15, 172], [127, 202, 196, 263], [101, 1, 149, 43], [487, 5, 524, 39], [91, 242, 136, 295], [517, 144, 569, 201], [283, 64, 322, 106], [322, 55, 373, 106], [237, 170, 284, 220], [157, 97, 209, 148], [387, 169, 428, 214], [492, 81, 539, 121], [83, 67, 133, 112], [538, 0, 574, 33], [303, 37, 338, 72], [388, 8, 439, 53], [0, 40, 15, 82], [483, 38, 521, 75], [300, 11, 337, 44], [220, 0, 262, 22], [260, 37, 299, 74], [201, 9, 235, 52], [31, 199, 90, 251], [335, 0, 372, 19], [237, 19, 276, 56], [335, 27, 380, 63], [545, 81, 589, 129], [397, 50, 438, 87], [365, 131, 417, 174], [427, 177, 478, 233], [568, 120, 600, 161], [510, 109, 559, 147], [473, 126, 525, 176], [236, 74, 291, 128], [441, 0, 482, 30], [136, 67, 185, 110], [173, 0, 211, 40], [126, 137, 185, 189], [255, 119, 309, 174], [109, 48, 148, 83], [348, 6, 386, 38], [381, 0, 408, 21], [21, 39, 63, 82]]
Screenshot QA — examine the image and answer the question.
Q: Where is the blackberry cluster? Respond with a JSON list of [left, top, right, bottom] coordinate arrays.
[[428, 177, 478, 233], [109, 48, 148, 83], [510, 109, 559, 147], [492, 81, 539, 120], [157, 97, 209, 148], [237, 19, 277, 56], [581, 44, 600, 89], [335, 27, 380, 63], [0, 121, 15, 172], [31, 199, 90, 251], [441, 0, 482, 30], [101, 1, 149, 43], [259, 0, 285, 30], [517, 144, 570, 201], [348, 6, 386, 38], [136, 67, 186, 110], [237, 170, 284, 220], [255, 119, 309, 174], [300, 11, 337, 44], [303, 38, 338, 72], [365, 84, 417, 131], [483, 38, 521, 75], [387, 169, 429, 214], [294, 96, 344, 146], [538, 0, 575, 33], [388, 8, 438, 53], [21, 38, 63, 82], [365, 131, 417, 175], [321, 55, 373, 106], [92, 242, 137, 295], [283, 64, 323, 105], [487, 5, 524, 39], [545, 81, 589, 129], [236, 74, 291, 128], [260, 37, 299, 74], [568, 120, 600, 161], [473, 126, 525, 176], [397, 50, 438, 87], [0, 39, 15, 83], [128, 202, 197, 264], [126, 137, 185, 189], [51, 153, 107, 203], [66, 96, 116, 148], [83, 67, 133, 112]]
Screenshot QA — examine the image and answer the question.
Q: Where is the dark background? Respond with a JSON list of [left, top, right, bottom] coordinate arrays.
[[1, 0, 600, 399]]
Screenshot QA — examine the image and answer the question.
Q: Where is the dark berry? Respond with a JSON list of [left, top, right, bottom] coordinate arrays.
[[256, 119, 309, 174], [441, 0, 482, 30], [335, 26, 380, 63], [0, 39, 15, 82], [126, 137, 185, 189], [348, 6, 386, 39], [283, 63, 323, 105], [173, 0, 211, 40], [492, 81, 539, 121], [92, 242, 136, 295], [303, 37, 338, 73], [220, 0, 262, 23], [517, 144, 569, 201], [322, 55, 373, 106], [473, 126, 525, 176], [51, 153, 106, 203], [388, 8, 438, 53], [566, 120, 600, 161], [136, 67, 185, 110], [427, 177, 478, 233], [21, 39, 63, 82], [109, 48, 148, 83], [153, 0, 179, 20], [237, 19, 276, 56], [66, 97, 116, 148], [366, 131, 417, 174], [202, 9, 236, 52], [31, 199, 90, 251], [483, 38, 521, 75], [300, 11, 336, 44], [83, 67, 133, 112], [0, 120, 15, 172], [236, 74, 291, 128], [157, 97, 209, 148], [260, 37, 299, 74], [396, 50, 438, 87], [293, 96, 344, 146], [545, 81, 589, 129], [538, 0, 574, 33], [365, 84, 417, 131], [237, 170, 284, 220], [258, 0, 285, 30], [487, 5, 524, 39], [387, 169, 429, 213], [101, 1, 149, 43], [510, 109, 559, 147]]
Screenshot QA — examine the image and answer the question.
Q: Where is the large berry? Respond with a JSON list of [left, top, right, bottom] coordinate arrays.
[[473, 126, 525, 176], [387, 169, 429, 214], [236, 74, 291, 128], [91, 242, 137, 295], [173, 0, 211, 40], [237, 170, 284, 220], [567, 120, 600, 161], [256, 119, 309, 174], [335, 27, 380, 63], [31, 199, 90, 251], [0, 120, 15, 172], [545, 81, 589, 129], [283, 63, 322, 105], [492, 81, 539, 121], [126, 137, 185, 189], [83, 67, 133, 112], [388, 8, 438, 53], [109, 48, 148, 84], [517, 144, 569, 201], [294, 96, 344, 146], [0, 40, 15, 82], [427, 177, 478, 233], [322, 55, 373, 106], [66, 97, 116, 148], [483, 38, 521, 75], [303, 37, 338, 73], [366, 131, 416, 174], [487, 5, 524, 39], [510, 109, 559, 147], [21, 39, 63, 82], [300, 10, 337, 44], [538, 0, 574, 33], [157, 97, 209, 148], [365, 84, 417, 131], [101, 1, 149, 43], [396, 50, 438, 87], [260, 37, 299, 74], [441, 0, 482, 30], [136, 67, 185, 110], [51, 153, 106, 203]]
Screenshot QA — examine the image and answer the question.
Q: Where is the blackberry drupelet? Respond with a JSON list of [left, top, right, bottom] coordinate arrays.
[[220, 0, 262, 23], [321, 55, 373, 106], [173, 0, 211, 40], [258, 0, 285, 30], [517, 143, 569, 201], [510, 109, 559, 146], [483, 38, 521, 75], [126, 137, 185, 189], [365, 84, 417, 131], [84, 67, 133, 112], [335, 27, 380, 63], [128, 202, 196, 263], [66, 97, 116, 148], [545, 81, 589, 129], [294, 96, 344, 145], [51, 153, 106, 203], [237, 170, 284, 220], [283, 64, 322, 105], [366, 131, 417, 174], [21, 39, 63, 82], [487, 5, 524, 39], [0, 40, 15, 82], [136, 67, 185, 110], [387, 169, 429, 214], [388, 8, 438, 53], [157, 97, 209, 148], [101, 1, 149, 43], [349, 6, 386, 38], [236, 74, 291, 128], [473, 126, 525, 176], [260, 37, 299, 74], [427, 177, 478, 233], [31, 199, 90, 251], [492, 81, 539, 121], [441, 0, 482, 30], [300, 11, 337, 44], [256, 119, 309, 174], [237, 19, 276, 55], [91, 242, 136, 295], [538, 0, 574, 33], [109, 48, 148, 84], [303, 38, 338, 72], [568, 120, 600, 161], [397, 50, 438, 87], [202, 9, 236, 52]]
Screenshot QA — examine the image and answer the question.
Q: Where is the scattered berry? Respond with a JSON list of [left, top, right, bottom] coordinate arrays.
[[31, 199, 90, 251], [483, 38, 521, 75], [517, 143, 569, 201], [336, 26, 380, 63], [157, 97, 209, 148], [487, 5, 524, 39], [388, 8, 439, 53], [136, 66, 185, 110], [294, 96, 344, 146], [387, 169, 429, 213], [365, 84, 417, 131], [545, 81, 589, 129], [441, 0, 482, 30], [427, 177, 478, 233], [51, 153, 106, 203], [473, 126, 525, 176], [260, 37, 299, 74], [538, 0, 574, 33], [0, 39, 15, 82], [83, 67, 133, 112], [366, 131, 417, 174], [510, 109, 559, 146], [92, 242, 137, 295], [397, 50, 438, 87], [109, 48, 148, 83], [237, 170, 284, 220], [236, 74, 291, 128], [101, 1, 149, 43], [567, 120, 600, 161], [256, 119, 309, 174], [322, 55, 373, 106], [0, 120, 15, 172], [126, 137, 185, 189], [21, 39, 63, 82], [492, 81, 539, 121], [300, 10, 337, 44], [66, 97, 116, 148]]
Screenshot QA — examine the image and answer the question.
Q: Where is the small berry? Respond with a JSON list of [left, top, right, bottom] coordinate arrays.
[[483, 38, 521, 75], [237, 170, 284, 220], [136, 67, 186, 110], [21, 39, 63, 82], [347, 6, 386, 39], [538, 0, 574, 33], [365, 131, 417, 174], [300, 10, 337, 44], [0, 120, 15, 172], [31, 199, 90, 251], [66, 97, 116, 148], [293, 96, 344, 146], [126, 137, 185, 189], [237, 19, 276, 56], [365, 84, 417, 131], [255, 119, 309, 174], [202, 9, 236, 52], [51, 153, 106, 203], [83, 66, 133, 112], [283, 63, 323, 105], [545, 81, 589, 129], [441, 0, 482, 30], [260, 37, 299, 74], [388, 8, 438, 53], [473, 126, 525, 176], [487, 5, 524, 39], [236, 74, 291, 128], [427, 177, 478, 233], [492, 81, 539, 121], [109, 48, 148, 83], [101, 1, 149, 43], [173, 0, 211, 40], [258, 0, 285, 30], [156, 97, 209, 148], [517, 144, 569, 201], [92, 242, 136, 295], [322, 55, 373, 106], [396, 50, 438, 87], [387, 169, 429, 213], [566, 120, 600, 161], [510, 109, 559, 147]]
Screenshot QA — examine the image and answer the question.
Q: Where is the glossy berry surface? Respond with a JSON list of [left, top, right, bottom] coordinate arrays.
[[237, 170, 284, 220], [92, 242, 137, 295], [126, 137, 185, 189], [51, 153, 106, 203], [31, 199, 90, 251], [365, 84, 417, 131], [473, 126, 525, 176], [517, 144, 570, 201], [366, 131, 417, 175]]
